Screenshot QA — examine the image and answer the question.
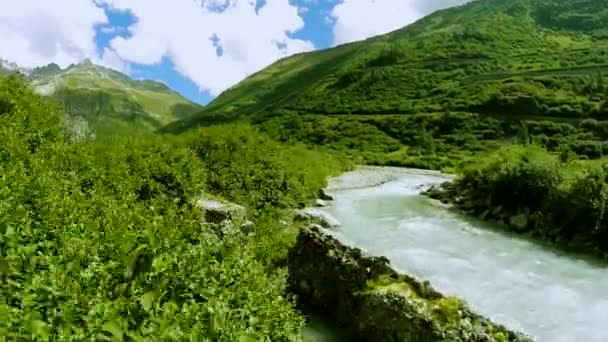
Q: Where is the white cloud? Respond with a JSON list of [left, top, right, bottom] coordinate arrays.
[[99, 47, 131, 74], [99, 25, 129, 35], [99, 0, 314, 95], [100, 26, 117, 34], [0, 0, 313, 96], [0, 1, 107, 68], [329, 0, 471, 46]]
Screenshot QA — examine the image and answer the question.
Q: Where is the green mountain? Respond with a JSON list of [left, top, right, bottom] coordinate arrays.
[[28, 59, 202, 137], [176, 0, 608, 121], [165, 0, 608, 168]]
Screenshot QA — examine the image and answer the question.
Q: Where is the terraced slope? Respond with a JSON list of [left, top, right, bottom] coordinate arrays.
[[168, 0, 608, 132], [29, 60, 202, 137]]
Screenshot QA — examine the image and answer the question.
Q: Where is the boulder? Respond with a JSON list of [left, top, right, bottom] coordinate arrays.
[[294, 208, 340, 229], [315, 199, 329, 207], [319, 188, 334, 201], [509, 213, 529, 231], [197, 197, 246, 224], [287, 225, 532, 342], [422, 182, 454, 204], [239, 220, 256, 234]]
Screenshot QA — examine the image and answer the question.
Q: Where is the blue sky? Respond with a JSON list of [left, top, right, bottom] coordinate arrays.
[[0, 0, 468, 105]]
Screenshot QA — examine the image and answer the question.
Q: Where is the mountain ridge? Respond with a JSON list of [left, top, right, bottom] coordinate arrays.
[[2, 58, 203, 137]]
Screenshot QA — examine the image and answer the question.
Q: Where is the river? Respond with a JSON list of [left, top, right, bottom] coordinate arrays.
[[303, 167, 608, 342]]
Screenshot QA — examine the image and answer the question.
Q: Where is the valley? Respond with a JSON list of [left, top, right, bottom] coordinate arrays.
[[2, 0, 608, 340]]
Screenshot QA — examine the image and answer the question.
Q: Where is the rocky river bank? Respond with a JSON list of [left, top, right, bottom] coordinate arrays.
[[289, 225, 532, 342]]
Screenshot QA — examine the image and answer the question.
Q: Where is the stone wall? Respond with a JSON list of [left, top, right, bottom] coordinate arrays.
[[288, 225, 532, 342]]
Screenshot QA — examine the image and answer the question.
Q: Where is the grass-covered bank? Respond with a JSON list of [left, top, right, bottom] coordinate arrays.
[[0, 75, 350, 340], [255, 112, 608, 173], [425, 144, 608, 259]]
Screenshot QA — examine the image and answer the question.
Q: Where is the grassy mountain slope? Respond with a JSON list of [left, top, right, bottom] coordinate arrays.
[[29, 60, 202, 137], [175, 0, 608, 123], [166, 0, 608, 169]]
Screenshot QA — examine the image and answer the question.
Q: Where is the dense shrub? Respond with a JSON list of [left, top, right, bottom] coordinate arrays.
[[186, 125, 348, 211], [0, 76, 347, 340], [459, 145, 563, 211], [444, 145, 608, 257]]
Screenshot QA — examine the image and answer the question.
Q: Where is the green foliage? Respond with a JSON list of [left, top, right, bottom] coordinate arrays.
[[186, 124, 349, 210], [256, 113, 503, 171], [533, 0, 608, 35], [251, 108, 608, 172], [0, 77, 346, 340], [459, 145, 563, 211], [0, 74, 64, 158], [446, 144, 608, 257]]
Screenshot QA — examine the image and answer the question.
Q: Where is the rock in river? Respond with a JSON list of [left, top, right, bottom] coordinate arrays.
[[294, 208, 340, 229], [319, 188, 334, 201], [315, 199, 329, 207]]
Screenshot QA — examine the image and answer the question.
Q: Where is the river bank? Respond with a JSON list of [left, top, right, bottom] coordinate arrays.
[[422, 145, 608, 261], [291, 225, 531, 342]]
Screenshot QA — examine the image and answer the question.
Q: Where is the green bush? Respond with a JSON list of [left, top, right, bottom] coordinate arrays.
[[460, 145, 563, 212], [447, 144, 608, 257]]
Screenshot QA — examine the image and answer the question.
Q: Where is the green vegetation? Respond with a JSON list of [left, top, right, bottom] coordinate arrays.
[[26, 59, 202, 138], [253, 111, 608, 172], [426, 144, 608, 258], [0, 75, 349, 340], [255, 112, 501, 171], [5, 0, 608, 338], [366, 275, 467, 329]]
